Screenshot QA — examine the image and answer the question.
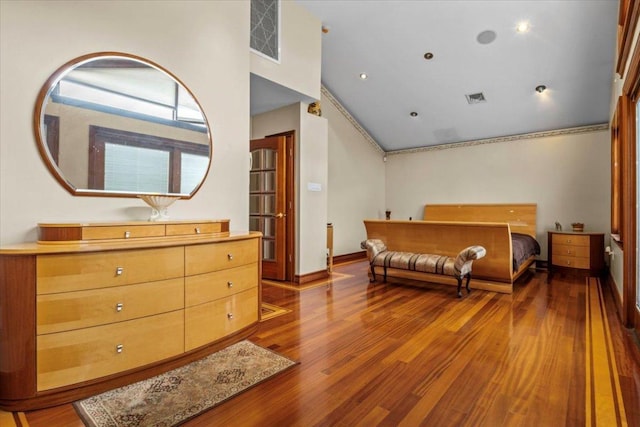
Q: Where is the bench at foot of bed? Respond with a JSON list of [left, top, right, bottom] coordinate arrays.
[[361, 239, 486, 298]]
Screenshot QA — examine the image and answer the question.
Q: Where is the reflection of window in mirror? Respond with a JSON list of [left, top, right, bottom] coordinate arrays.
[[57, 61, 206, 129], [88, 126, 208, 194], [43, 115, 59, 164]]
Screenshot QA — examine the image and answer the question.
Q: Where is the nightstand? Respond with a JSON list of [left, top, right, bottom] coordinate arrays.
[[547, 230, 605, 274]]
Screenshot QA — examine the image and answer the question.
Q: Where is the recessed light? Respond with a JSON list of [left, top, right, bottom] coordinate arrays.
[[359, 73, 368, 80], [424, 52, 434, 60], [535, 85, 547, 93], [516, 21, 530, 33], [410, 112, 418, 117]]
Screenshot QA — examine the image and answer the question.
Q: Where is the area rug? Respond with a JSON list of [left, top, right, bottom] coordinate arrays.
[[74, 340, 297, 427]]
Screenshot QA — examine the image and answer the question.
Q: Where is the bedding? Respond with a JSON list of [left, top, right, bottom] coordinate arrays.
[[511, 232, 540, 271]]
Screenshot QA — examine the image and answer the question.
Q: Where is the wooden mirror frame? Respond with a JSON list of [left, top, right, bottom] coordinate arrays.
[[33, 51, 212, 198]]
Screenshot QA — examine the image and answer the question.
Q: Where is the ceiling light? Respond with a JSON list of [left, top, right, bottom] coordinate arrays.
[[359, 73, 368, 80], [410, 112, 418, 117], [535, 85, 546, 93], [516, 21, 530, 33], [424, 52, 434, 60]]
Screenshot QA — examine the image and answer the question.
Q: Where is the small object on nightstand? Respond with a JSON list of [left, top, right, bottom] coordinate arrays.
[[555, 221, 562, 231], [571, 222, 584, 232]]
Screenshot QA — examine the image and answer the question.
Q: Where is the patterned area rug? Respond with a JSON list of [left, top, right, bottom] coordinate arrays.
[[74, 340, 297, 427]]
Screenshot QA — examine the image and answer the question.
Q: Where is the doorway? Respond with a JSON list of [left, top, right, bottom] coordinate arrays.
[[249, 132, 295, 281]]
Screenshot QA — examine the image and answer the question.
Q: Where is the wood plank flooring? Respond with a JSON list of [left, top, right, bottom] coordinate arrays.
[[15, 261, 640, 426]]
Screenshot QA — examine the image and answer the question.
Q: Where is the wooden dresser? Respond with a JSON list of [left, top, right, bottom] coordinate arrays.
[[0, 220, 261, 410], [547, 230, 604, 274]]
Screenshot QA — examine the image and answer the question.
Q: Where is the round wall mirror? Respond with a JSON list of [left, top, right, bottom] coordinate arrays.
[[33, 52, 212, 198]]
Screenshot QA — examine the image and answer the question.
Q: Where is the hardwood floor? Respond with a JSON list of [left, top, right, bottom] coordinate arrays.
[[19, 261, 640, 426]]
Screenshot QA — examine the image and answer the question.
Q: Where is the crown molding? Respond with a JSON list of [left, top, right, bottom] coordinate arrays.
[[320, 85, 384, 154], [386, 123, 610, 156]]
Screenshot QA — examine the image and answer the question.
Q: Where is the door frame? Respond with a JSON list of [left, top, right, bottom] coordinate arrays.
[[266, 130, 295, 281]]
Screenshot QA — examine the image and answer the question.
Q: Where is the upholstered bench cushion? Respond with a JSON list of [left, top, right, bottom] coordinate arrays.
[[371, 251, 457, 276], [361, 239, 487, 298], [361, 239, 486, 278]]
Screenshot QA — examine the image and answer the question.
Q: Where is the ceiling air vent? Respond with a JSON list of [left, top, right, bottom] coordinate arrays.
[[465, 92, 486, 104]]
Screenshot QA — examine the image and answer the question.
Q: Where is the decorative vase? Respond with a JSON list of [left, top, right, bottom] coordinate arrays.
[[138, 195, 180, 221]]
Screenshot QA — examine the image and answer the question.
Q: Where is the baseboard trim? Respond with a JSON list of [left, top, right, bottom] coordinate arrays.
[[334, 251, 366, 265], [604, 273, 625, 323], [295, 269, 330, 284]]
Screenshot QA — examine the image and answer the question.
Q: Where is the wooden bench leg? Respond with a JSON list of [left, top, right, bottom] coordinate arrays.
[[456, 274, 472, 298], [383, 267, 387, 283]]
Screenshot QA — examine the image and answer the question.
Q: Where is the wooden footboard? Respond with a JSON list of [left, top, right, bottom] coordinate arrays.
[[363, 220, 514, 293]]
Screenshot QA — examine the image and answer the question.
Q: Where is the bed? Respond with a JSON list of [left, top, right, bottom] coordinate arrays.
[[423, 203, 540, 286]]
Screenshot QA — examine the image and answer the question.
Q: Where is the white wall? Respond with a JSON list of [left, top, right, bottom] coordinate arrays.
[[0, 1, 251, 245], [323, 92, 386, 256], [250, 0, 321, 101], [385, 130, 611, 257], [298, 104, 328, 274]]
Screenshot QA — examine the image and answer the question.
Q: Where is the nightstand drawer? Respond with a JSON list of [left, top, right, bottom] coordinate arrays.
[[552, 244, 590, 258], [551, 234, 589, 247], [552, 255, 590, 269]]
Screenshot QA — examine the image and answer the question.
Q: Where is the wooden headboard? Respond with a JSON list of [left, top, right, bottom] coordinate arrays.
[[423, 203, 537, 238]]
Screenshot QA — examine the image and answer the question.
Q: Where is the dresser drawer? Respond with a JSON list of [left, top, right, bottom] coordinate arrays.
[[37, 278, 184, 334], [166, 222, 225, 237], [37, 310, 184, 391], [552, 244, 590, 258], [185, 264, 258, 307], [82, 224, 165, 240], [185, 239, 259, 275], [552, 255, 590, 269], [37, 247, 184, 294], [185, 288, 258, 351], [551, 234, 589, 247]]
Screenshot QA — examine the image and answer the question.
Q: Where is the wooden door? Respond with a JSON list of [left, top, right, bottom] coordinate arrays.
[[250, 136, 288, 280]]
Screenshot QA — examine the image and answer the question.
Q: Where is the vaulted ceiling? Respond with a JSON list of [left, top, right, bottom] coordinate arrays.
[[291, 0, 619, 152]]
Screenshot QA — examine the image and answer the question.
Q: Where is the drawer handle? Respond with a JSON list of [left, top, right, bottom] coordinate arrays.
[[228, 253, 233, 260], [195, 227, 201, 234], [567, 250, 572, 254], [124, 231, 131, 239], [115, 267, 124, 276], [227, 313, 234, 320], [227, 281, 233, 288], [116, 344, 123, 354], [566, 239, 572, 243], [116, 303, 124, 312], [566, 260, 571, 265]]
